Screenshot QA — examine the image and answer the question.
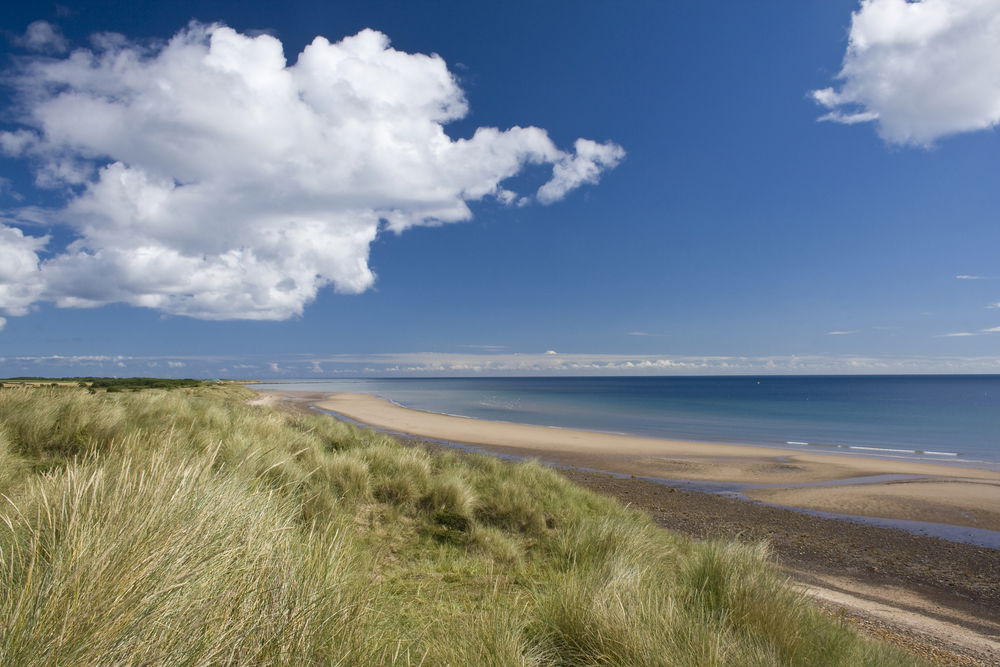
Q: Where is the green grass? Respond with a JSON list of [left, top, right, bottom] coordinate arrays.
[[0, 386, 924, 665]]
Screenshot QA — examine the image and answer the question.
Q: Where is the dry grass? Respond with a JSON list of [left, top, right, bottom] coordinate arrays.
[[0, 386, 925, 665]]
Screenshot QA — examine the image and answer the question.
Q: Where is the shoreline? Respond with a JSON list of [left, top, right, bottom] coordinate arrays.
[[321, 392, 1000, 471], [305, 391, 1000, 534], [252, 379, 1000, 471]]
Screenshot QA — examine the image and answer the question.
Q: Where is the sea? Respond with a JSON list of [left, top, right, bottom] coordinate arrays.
[[253, 375, 1000, 468]]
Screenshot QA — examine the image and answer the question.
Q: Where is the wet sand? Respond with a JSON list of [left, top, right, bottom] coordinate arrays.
[[747, 479, 1000, 532]]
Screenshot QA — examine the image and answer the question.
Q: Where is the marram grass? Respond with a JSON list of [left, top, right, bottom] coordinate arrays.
[[0, 386, 924, 665]]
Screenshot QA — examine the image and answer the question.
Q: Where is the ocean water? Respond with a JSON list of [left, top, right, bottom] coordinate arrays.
[[253, 376, 1000, 467]]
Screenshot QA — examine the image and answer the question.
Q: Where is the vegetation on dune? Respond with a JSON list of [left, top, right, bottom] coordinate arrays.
[[1, 377, 208, 391], [0, 386, 923, 665]]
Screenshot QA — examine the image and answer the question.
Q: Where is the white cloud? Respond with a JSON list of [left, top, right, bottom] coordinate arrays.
[[827, 330, 859, 335], [813, 0, 1000, 145], [14, 21, 68, 54], [276, 351, 1000, 375], [0, 225, 47, 317], [536, 139, 625, 204], [0, 131, 37, 157], [956, 274, 989, 280], [0, 317, 5, 331], [0, 23, 622, 322], [939, 327, 1000, 338], [167, 361, 185, 368], [627, 331, 663, 337], [988, 303, 1000, 309], [6, 350, 1000, 376]]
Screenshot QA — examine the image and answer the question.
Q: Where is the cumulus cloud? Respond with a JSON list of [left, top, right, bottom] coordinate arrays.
[[536, 139, 625, 204], [0, 23, 623, 322], [813, 0, 1000, 145], [13, 21, 68, 54], [0, 225, 47, 316]]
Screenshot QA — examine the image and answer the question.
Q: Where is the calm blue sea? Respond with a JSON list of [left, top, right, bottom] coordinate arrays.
[[254, 376, 1000, 467]]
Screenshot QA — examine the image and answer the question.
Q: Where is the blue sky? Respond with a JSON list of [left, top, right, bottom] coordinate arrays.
[[1, 0, 999, 378]]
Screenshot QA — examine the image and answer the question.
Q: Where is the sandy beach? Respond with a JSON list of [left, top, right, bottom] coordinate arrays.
[[314, 392, 1000, 532]]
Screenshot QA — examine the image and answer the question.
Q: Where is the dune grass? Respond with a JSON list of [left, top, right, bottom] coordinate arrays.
[[0, 385, 923, 665]]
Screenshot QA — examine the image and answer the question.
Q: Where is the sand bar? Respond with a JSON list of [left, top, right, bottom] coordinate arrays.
[[747, 479, 1000, 531], [311, 392, 1000, 531]]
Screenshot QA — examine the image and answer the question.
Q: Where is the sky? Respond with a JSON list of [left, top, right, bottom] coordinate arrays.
[[1, 0, 1000, 378]]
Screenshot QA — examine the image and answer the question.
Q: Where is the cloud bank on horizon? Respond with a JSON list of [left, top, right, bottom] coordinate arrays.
[[813, 0, 1000, 145], [0, 23, 624, 322], [6, 350, 1000, 378]]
